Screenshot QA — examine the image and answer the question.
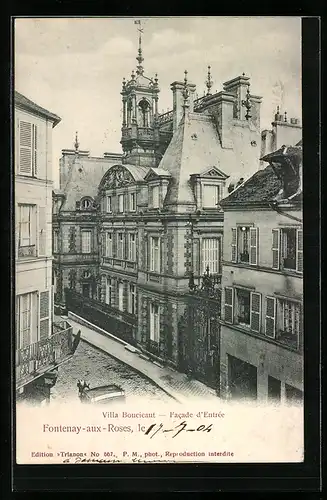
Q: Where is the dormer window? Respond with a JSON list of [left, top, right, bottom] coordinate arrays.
[[202, 184, 220, 208], [81, 198, 92, 210], [152, 186, 159, 208]]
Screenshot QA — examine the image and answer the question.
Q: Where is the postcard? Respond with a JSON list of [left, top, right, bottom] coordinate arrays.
[[14, 16, 304, 465]]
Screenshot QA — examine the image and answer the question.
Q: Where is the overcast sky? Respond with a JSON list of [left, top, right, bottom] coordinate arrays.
[[14, 17, 302, 188]]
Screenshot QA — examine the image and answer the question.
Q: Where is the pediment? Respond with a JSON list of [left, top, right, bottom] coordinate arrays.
[[99, 165, 135, 190], [197, 166, 229, 180], [144, 168, 171, 182]]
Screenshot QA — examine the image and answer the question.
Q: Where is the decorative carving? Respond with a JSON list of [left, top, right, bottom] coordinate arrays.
[[104, 166, 134, 189]]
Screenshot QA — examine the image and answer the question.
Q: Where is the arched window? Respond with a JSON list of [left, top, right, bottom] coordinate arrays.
[[138, 99, 150, 128], [127, 99, 133, 125]]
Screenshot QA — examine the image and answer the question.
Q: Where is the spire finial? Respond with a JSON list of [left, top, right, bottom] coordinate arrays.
[[284, 110, 288, 122], [205, 65, 213, 95], [74, 131, 79, 152], [134, 20, 144, 75], [182, 70, 190, 111]]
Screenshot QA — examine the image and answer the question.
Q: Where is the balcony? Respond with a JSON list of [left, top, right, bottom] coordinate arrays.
[[16, 320, 79, 391], [18, 245, 36, 259]]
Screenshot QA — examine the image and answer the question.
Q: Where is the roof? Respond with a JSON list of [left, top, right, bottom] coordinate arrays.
[[14, 91, 61, 127], [61, 156, 123, 211], [159, 112, 225, 209], [122, 163, 150, 182], [220, 165, 283, 206]]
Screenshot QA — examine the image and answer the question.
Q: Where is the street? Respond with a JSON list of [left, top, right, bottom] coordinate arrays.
[[51, 340, 173, 405]]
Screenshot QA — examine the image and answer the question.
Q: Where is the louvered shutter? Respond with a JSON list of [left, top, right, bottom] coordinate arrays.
[[193, 239, 200, 276], [32, 124, 38, 176], [249, 227, 258, 266], [224, 287, 234, 324], [39, 290, 50, 339], [19, 121, 32, 175], [38, 206, 47, 256], [250, 292, 261, 332], [265, 297, 276, 338], [296, 229, 303, 273], [272, 229, 280, 270], [231, 228, 237, 262]]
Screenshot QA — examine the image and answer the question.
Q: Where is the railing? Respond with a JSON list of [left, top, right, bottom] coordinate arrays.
[[65, 289, 136, 345], [18, 245, 36, 258], [188, 267, 222, 303], [16, 321, 75, 390], [157, 110, 173, 126], [193, 95, 207, 111]]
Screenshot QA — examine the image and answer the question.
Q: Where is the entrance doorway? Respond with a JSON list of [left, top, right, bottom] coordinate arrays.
[[228, 355, 257, 401]]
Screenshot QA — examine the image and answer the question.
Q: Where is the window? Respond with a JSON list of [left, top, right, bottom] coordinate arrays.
[[129, 193, 136, 212], [231, 226, 258, 265], [16, 292, 37, 348], [235, 288, 251, 326], [202, 238, 220, 274], [106, 196, 112, 213], [105, 232, 113, 258], [128, 284, 136, 315], [18, 121, 37, 176], [105, 277, 113, 305], [265, 297, 302, 348], [272, 228, 302, 272], [224, 287, 261, 332], [118, 282, 124, 311], [18, 204, 36, 257], [150, 236, 160, 273], [128, 233, 136, 261], [152, 186, 159, 208], [53, 230, 59, 253], [150, 302, 160, 343], [81, 198, 92, 209], [202, 184, 220, 208], [117, 233, 124, 259], [118, 194, 124, 213], [81, 231, 91, 254]]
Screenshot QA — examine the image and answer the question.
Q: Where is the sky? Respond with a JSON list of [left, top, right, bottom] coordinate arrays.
[[14, 17, 302, 188]]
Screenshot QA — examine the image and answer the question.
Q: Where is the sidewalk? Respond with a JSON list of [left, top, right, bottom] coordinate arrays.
[[60, 313, 219, 404]]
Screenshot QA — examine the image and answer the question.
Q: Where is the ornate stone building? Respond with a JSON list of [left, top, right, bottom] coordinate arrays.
[[54, 31, 276, 388]]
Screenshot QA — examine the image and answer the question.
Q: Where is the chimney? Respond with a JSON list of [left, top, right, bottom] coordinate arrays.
[[171, 80, 196, 132], [223, 74, 251, 121]]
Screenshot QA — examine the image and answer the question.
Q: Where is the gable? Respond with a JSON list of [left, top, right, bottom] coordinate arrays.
[[144, 168, 171, 182], [195, 165, 230, 180]]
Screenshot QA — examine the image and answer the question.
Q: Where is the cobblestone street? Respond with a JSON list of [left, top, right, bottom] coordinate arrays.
[[51, 340, 173, 405]]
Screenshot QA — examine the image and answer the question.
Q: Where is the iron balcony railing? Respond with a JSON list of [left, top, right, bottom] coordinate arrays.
[[16, 320, 77, 390]]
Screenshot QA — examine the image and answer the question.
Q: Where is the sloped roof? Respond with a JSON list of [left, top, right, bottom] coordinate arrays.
[[144, 167, 172, 181], [61, 156, 120, 211], [220, 165, 283, 206], [159, 112, 223, 208], [122, 164, 150, 182], [14, 91, 61, 127]]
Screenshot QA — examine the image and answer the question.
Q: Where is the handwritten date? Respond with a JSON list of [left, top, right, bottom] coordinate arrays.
[[144, 421, 213, 439]]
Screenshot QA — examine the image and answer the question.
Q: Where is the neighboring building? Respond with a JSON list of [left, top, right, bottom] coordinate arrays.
[[55, 32, 268, 390], [15, 91, 79, 405], [219, 142, 303, 403]]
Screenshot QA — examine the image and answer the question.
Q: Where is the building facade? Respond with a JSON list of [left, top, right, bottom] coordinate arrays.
[[15, 92, 78, 405], [54, 35, 296, 390], [219, 142, 303, 403]]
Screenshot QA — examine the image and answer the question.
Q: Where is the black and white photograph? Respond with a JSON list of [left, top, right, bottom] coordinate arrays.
[[14, 16, 305, 464]]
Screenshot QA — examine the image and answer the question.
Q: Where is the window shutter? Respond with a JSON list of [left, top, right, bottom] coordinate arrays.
[[231, 228, 237, 262], [272, 229, 280, 270], [193, 239, 200, 276], [249, 227, 258, 266], [33, 124, 38, 176], [38, 206, 47, 256], [19, 121, 32, 175], [265, 296, 276, 338], [224, 287, 234, 324], [250, 292, 261, 332], [296, 229, 303, 273], [39, 290, 50, 339], [15, 204, 19, 258]]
